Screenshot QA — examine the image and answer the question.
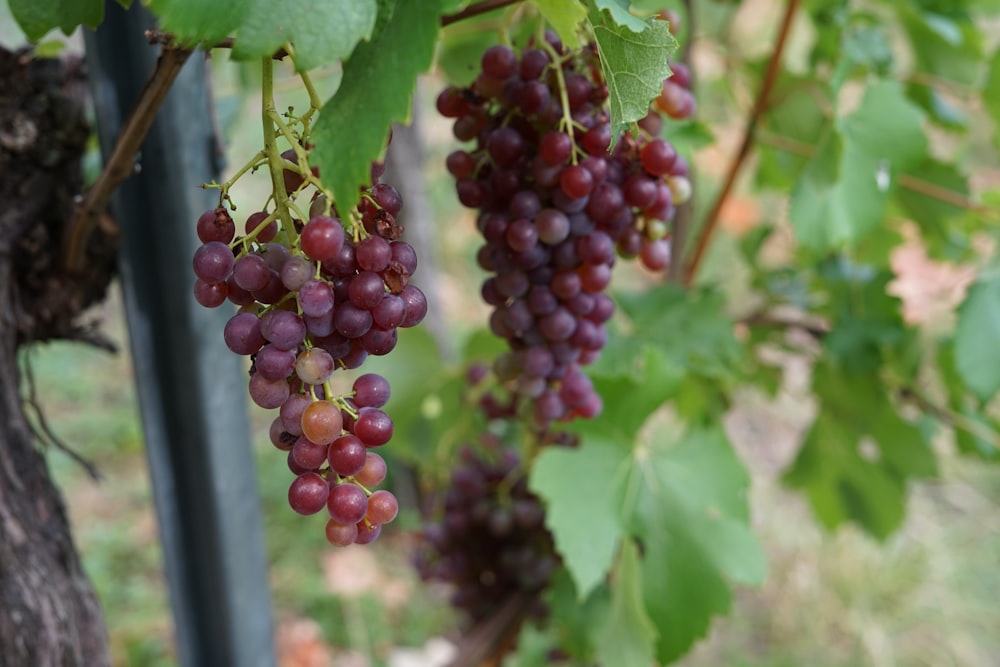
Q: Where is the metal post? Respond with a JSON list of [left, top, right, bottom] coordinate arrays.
[[84, 3, 276, 665]]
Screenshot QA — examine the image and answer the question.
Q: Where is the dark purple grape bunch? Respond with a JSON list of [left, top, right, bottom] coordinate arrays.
[[436, 37, 692, 426], [191, 162, 427, 546], [414, 445, 558, 624]]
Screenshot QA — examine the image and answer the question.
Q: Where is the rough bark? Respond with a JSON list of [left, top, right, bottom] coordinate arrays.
[[0, 46, 116, 667]]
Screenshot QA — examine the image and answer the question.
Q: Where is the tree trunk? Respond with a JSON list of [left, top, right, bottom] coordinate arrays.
[[0, 46, 114, 667]]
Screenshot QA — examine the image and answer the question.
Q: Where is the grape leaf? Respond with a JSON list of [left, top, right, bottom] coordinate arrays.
[[231, 0, 377, 71], [590, 0, 649, 33], [531, 0, 587, 48], [629, 426, 765, 661], [938, 341, 1000, 460], [954, 272, 1000, 402], [587, 6, 676, 140], [895, 158, 972, 256], [985, 48, 1000, 153], [784, 362, 936, 538], [529, 437, 626, 600], [840, 80, 927, 171], [10, 0, 104, 41], [903, 8, 984, 87], [594, 540, 658, 667], [311, 1, 443, 214], [146, 0, 244, 45], [614, 285, 744, 382], [790, 81, 926, 250]]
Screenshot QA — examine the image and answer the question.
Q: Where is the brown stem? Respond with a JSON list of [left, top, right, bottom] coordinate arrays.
[[897, 173, 997, 218], [682, 0, 801, 286], [62, 43, 192, 271], [441, 0, 526, 26]]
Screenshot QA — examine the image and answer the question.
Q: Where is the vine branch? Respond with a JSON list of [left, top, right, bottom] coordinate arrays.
[[682, 0, 801, 286], [62, 40, 192, 271]]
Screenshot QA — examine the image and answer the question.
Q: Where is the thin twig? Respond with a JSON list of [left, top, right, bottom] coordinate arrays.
[[62, 42, 193, 271], [20, 352, 102, 481], [898, 386, 1000, 453], [441, 0, 526, 27], [742, 309, 830, 340], [682, 0, 801, 286]]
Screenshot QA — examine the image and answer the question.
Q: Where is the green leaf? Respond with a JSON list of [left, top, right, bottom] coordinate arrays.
[[231, 0, 377, 71], [594, 540, 658, 667], [817, 263, 907, 373], [840, 80, 927, 171], [614, 285, 744, 382], [954, 272, 1000, 401], [903, 8, 984, 87], [529, 437, 626, 600], [590, 0, 649, 32], [790, 81, 927, 250], [587, 6, 677, 140], [906, 82, 967, 129], [985, 48, 1000, 154], [146, 0, 243, 45], [938, 341, 1000, 460], [312, 1, 443, 214], [784, 362, 936, 538], [895, 159, 972, 256], [10, 0, 104, 41], [629, 426, 765, 661], [532, 0, 587, 48], [545, 570, 610, 660]]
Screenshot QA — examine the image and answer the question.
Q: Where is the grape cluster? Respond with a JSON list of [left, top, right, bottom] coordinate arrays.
[[437, 36, 692, 427], [414, 444, 558, 623], [191, 160, 427, 546]]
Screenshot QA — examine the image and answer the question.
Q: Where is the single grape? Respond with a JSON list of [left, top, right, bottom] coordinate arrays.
[[194, 279, 227, 308], [288, 472, 329, 515], [298, 278, 335, 317], [365, 490, 399, 524], [193, 241, 234, 283], [279, 393, 311, 435], [295, 347, 335, 386], [353, 373, 390, 408], [354, 452, 387, 487], [301, 399, 344, 445], [224, 312, 266, 355], [354, 407, 393, 447], [325, 519, 359, 547], [292, 435, 330, 470], [328, 434, 367, 477], [196, 208, 235, 244], [327, 482, 368, 525], [248, 372, 290, 409], [301, 216, 345, 262]]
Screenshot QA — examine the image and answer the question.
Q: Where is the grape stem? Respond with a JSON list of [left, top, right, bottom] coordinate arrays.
[[538, 38, 582, 165], [261, 57, 298, 234], [205, 149, 268, 208], [681, 0, 801, 286]]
